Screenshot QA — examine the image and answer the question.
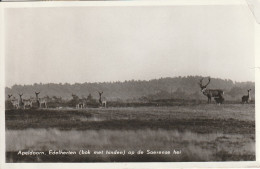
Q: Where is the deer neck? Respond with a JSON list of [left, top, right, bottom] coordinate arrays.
[[201, 88, 207, 94]]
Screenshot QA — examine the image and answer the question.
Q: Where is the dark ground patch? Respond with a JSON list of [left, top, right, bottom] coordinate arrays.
[[5, 109, 255, 134]]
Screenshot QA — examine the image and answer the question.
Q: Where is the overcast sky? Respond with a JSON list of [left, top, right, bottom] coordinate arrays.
[[5, 5, 255, 87]]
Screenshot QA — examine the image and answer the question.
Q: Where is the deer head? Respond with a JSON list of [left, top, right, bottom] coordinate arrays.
[[18, 93, 23, 102], [35, 92, 40, 98], [98, 91, 103, 97], [8, 94, 12, 99], [199, 77, 211, 91]]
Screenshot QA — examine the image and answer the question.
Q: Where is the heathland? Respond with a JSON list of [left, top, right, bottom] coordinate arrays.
[[6, 104, 255, 162]]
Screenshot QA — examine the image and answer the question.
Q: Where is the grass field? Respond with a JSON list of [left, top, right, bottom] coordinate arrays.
[[5, 104, 255, 162]]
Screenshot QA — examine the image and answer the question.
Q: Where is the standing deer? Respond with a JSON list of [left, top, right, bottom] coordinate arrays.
[[7, 94, 19, 109], [18, 93, 24, 109], [242, 89, 251, 104], [17, 93, 33, 109], [198, 77, 224, 104], [35, 92, 48, 108], [98, 91, 107, 108]]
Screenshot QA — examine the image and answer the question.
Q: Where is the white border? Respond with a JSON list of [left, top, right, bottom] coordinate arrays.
[[0, 0, 248, 7], [0, 3, 6, 168], [0, 0, 259, 168], [255, 5, 260, 168]]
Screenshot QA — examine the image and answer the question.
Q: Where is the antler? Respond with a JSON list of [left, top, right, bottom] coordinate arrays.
[[204, 77, 211, 87], [198, 78, 203, 87], [35, 91, 40, 95]]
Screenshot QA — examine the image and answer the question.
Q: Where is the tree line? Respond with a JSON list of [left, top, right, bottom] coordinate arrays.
[[6, 76, 255, 102]]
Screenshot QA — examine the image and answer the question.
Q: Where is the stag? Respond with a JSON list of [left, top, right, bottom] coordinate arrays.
[[199, 77, 224, 104]]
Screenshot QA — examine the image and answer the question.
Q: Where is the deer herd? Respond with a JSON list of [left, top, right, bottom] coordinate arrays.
[[7, 91, 107, 109], [7, 77, 252, 109], [8, 92, 48, 109]]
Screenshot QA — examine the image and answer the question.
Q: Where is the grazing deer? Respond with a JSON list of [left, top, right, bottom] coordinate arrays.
[[35, 92, 48, 108], [7, 94, 19, 109], [98, 91, 107, 108], [199, 77, 224, 104], [76, 101, 85, 109], [242, 89, 251, 104], [23, 98, 33, 109]]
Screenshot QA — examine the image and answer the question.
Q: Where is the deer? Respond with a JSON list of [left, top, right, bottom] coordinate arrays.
[[76, 100, 85, 109], [17, 93, 33, 109], [35, 92, 48, 108], [7, 94, 19, 109], [18, 93, 24, 109], [98, 91, 107, 108], [23, 98, 33, 109], [242, 89, 251, 104], [198, 77, 224, 104], [71, 93, 85, 109]]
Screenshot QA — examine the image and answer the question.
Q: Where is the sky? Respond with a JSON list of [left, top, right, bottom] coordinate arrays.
[[4, 5, 255, 87]]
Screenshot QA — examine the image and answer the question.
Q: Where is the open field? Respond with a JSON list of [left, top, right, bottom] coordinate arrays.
[[5, 104, 255, 162]]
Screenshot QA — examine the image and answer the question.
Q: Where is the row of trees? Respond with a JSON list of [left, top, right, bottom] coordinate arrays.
[[6, 76, 255, 102]]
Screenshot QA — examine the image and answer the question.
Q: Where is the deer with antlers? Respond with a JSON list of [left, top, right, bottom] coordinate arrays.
[[98, 91, 107, 108], [242, 89, 251, 104], [198, 77, 224, 104]]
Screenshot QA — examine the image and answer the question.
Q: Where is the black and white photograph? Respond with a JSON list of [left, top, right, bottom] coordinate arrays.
[[0, 0, 259, 167]]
